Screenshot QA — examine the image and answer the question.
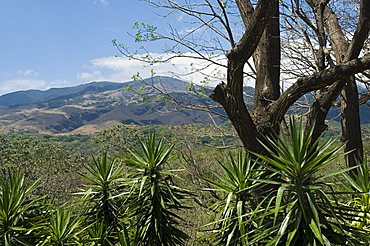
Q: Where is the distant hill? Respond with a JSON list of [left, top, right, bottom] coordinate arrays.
[[0, 76, 226, 134], [0, 76, 369, 134], [0, 76, 191, 107]]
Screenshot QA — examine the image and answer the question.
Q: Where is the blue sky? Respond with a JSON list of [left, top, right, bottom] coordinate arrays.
[[0, 1, 359, 96], [0, 0, 188, 95]]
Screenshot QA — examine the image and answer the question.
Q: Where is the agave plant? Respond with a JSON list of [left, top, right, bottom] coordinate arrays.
[[38, 208, 83, 246], [78, 153, 128, 245], [342, 157, 370, 230], [0, 171, 44, 245], [253, 119, 370, 245], [126, 132, 190, 246], [205, 149, 273, 246], [117, 224, 132, 246]]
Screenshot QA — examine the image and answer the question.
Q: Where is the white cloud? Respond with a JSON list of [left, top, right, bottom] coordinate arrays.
[[1, 66, 76, 95], [77, 53, 258, 87], [17, 69, 39, 77], [0, 79, 48, 95], [48, 79, 73, 88], [1, 53, 255, 95], [0, 79, 72, 95], [91, 0, 108, 6], [79, 53, 242, 87], [99, 0, 109, 5], [77, 71, 103, 81]]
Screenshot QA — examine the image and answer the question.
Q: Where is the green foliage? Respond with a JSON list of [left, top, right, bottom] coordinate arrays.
[[3, 125, 370, 245], [117, 224, 131, 246], [123, 83, 134, 92], [92, 125, 143, 156], [343, 158, 370, 230], [126, 132, 190, 246], [131, 22, 159, 42], [0, 171, 44, 245], [205, 150, 272, 245], [0, 134, 85, 201], [38, 208, 82, 245], [254, 119, 369, 245], [78, 153, 127, 245]]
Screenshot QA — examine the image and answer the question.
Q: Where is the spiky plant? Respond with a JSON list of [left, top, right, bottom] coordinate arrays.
[[38, 208, 83, 246], [253, 119, 370, 245], [78, 153, 128, 245], [126, 132, 190, 246], [117, 224, 131, 246], [0, 171, 44, 245], [342, 158, 370, 230], [205, 149, 273, 246]]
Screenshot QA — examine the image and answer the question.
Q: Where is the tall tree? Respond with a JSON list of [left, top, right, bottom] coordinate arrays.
[[118, 0, 370, 163], [304, 0, 370, 167]]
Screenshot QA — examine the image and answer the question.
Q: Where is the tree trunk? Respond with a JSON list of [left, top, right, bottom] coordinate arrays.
[[252, 0, 281, 135], [305, 1, 370, 167], [253, 0, 280, 110], [341, 77, 364, 167], [211, 0, 277, 153]]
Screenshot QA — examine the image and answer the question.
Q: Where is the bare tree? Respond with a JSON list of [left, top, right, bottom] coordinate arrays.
[[117, 0, 370, 165]]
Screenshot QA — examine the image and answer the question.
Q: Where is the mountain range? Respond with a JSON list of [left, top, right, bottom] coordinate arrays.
[[0, 76, 227, 134], [0, 76, 368, 134]]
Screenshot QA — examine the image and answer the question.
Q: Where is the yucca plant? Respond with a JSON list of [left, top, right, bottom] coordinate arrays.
[[205, 149, 273, 246], [0, 171, 44, 245], [342, 157, 370, 230], [126, 132, 190, 246], [117, 224, 131, 246], [38, 208, 83, 246], [253, 119, 370, 245], [86, 220, 110, 245], [86, 219, 132, 246], [78, 153, 128, 245]]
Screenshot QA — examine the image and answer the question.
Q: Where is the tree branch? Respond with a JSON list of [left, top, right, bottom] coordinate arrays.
[[226, 0, 276, 63], [270, 55, 370, 121]]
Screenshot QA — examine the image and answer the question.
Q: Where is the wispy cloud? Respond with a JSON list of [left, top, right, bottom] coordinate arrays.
[[1, 79, 48, 95], [17, 69, 39, 77], [1, 53, 254, 95], [0, 67, 75, 95], [76, 52, 258, 88], [99, 0, 109, 5], [77, 53, 236, 87], [91, 0, 109, 6], [1, 68, 44, 94], [77, 71, 103, 81], [0, 78, 72, 95]]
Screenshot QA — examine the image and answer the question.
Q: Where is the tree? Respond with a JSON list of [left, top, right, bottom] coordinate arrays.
[[117, 0, 370, 165]]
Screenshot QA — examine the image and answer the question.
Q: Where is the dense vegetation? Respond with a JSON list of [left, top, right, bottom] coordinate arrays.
[[1, 122, 370, 245]]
